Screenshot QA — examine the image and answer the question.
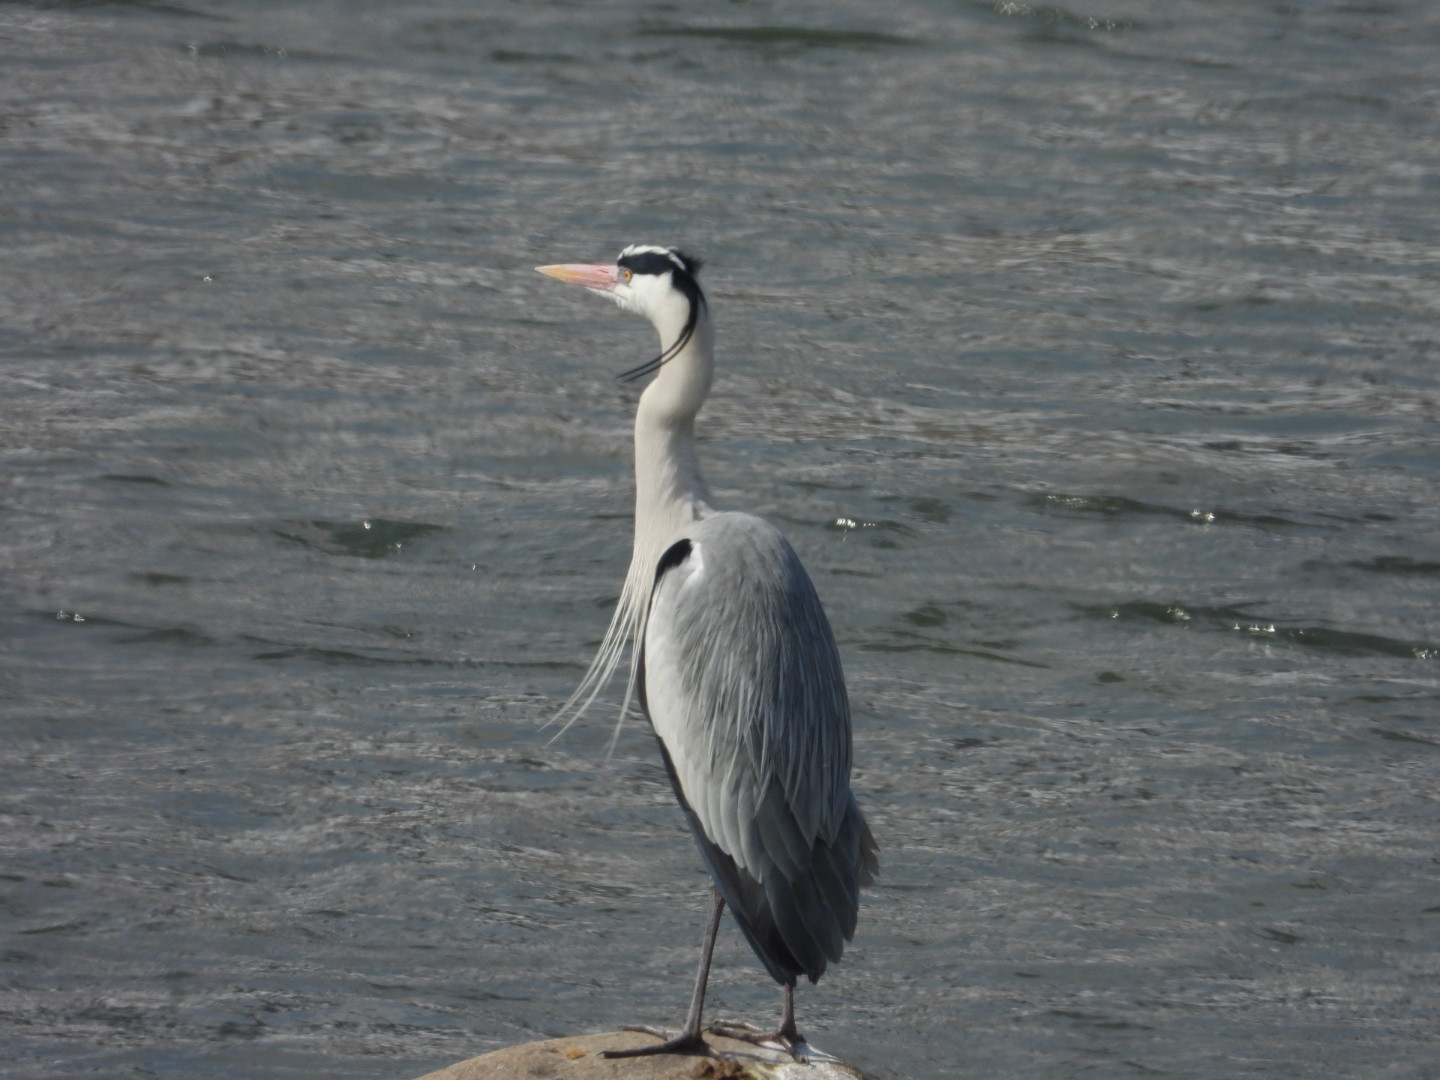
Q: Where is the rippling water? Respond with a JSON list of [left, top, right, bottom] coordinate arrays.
[[3, 2, 1438, 1078]]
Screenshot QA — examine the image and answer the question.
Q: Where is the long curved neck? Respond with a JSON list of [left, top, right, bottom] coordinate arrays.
[[632, 303, 715, 573], [550, 282, 715, 734]]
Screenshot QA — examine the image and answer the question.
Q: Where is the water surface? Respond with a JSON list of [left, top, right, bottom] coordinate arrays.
[[2, 2, 1438, 1078]]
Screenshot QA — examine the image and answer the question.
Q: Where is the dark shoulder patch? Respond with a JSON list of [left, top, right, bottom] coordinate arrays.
[[654, 538, 693, 583]]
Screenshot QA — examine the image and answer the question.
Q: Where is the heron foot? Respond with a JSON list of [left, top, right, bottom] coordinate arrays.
[[708, 1020, 809, 1063], [600, 1026, 713, 1059]]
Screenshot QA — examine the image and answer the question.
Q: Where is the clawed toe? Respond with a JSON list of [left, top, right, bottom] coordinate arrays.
[[619, 1025, 674, 1040], [708, 1020, 808, 1062], [600, 1027, 713, 1059]]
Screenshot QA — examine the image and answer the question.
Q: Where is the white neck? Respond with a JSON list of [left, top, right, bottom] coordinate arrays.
[[631, 305, 715, 586], [551, 285, 716, 737]]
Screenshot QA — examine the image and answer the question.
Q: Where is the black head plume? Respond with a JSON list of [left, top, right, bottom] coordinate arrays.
[[615, 246, 707, 384]]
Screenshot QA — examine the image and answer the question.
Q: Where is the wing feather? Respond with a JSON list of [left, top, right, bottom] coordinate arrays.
[[641, 511, 878, 985]]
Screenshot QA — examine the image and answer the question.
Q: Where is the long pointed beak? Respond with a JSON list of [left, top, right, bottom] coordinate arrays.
[[536, 262, 621, 292]]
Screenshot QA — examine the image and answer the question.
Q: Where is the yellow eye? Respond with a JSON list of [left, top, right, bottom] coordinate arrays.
[[621, 268, 633, 283]]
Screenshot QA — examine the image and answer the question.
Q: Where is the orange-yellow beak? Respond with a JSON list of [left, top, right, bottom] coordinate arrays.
[[535, 263, 622, 292]]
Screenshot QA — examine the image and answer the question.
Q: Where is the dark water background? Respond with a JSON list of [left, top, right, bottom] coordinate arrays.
[[3, 2, 1438, 1078]]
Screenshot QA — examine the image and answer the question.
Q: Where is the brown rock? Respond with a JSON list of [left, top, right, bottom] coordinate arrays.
[[412, 1031, 866, 1080]]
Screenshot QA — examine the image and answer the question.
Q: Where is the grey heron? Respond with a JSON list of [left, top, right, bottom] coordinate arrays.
[[536, 245, 878, 1059]]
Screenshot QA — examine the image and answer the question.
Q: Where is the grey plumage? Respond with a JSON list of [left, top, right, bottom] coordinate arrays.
[[641, 512, 878, 986]]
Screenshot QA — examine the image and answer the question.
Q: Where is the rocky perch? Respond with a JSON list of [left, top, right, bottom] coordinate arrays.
[[413, 1031, 866, 1080]]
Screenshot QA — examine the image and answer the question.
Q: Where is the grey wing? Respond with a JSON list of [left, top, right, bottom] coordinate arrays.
[[641, 511, 878, 986]]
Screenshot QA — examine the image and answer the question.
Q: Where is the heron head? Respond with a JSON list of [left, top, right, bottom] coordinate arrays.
[[537, 245, 707, 382]]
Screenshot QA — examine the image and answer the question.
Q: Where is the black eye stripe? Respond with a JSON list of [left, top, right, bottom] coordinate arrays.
[[618, 251, 682, 277], [616, 247, 704, 278], [670, 249, 702, 276]]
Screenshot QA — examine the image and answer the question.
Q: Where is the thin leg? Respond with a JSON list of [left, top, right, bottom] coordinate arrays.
[[600, 888, 725, 1059], [777, 983, 798, 1043]]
